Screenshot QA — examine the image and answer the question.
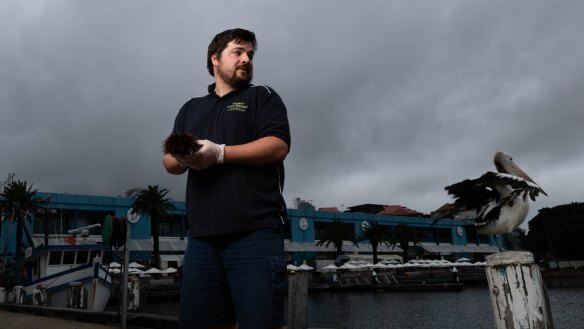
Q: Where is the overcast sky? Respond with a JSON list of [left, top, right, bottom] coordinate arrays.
[[2, 1, 584, 227]]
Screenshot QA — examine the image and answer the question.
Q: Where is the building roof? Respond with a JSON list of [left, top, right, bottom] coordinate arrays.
[[346, 204, 385, 214], [318, 207, 340, 212], [433, 203, 476, 219], [378, 205, 423, 217], [347, 203, 425, 217]]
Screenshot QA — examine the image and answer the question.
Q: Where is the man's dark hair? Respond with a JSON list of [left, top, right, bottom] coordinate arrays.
[[207, 28, 257, 76]]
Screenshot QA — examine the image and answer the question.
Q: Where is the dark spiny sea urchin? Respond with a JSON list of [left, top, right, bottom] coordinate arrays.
[[162, 133, 202, 156]]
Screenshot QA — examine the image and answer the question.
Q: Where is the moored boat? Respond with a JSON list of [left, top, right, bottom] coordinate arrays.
[[19, 232, 113, 310]]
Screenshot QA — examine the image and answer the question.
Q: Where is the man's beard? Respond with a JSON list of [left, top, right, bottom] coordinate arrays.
[[217, 64, 253, 89]]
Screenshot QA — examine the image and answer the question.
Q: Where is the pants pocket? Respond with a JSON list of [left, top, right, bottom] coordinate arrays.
[[269, 255, 287, 297]]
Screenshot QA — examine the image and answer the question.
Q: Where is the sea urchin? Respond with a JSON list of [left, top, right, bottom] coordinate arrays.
[[162, 133, 202, 157]]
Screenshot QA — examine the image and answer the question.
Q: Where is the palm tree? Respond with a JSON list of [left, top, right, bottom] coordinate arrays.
[[131, 185, 176, 269], [0, 180, 44, 283], [316, 219, 358, 260], [393, 223, 419, 262], [358, 221, 394, 265]]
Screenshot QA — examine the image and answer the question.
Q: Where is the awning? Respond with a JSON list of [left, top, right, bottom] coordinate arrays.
[[33, 235, 403, 254], [420, 243, 499, 254], [126, 238, 187, 252], [284, 240, 402, 253], [160, 254, 184, 262]]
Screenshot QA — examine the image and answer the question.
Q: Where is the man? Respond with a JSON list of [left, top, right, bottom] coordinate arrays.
[[163, 28, 290, 329]]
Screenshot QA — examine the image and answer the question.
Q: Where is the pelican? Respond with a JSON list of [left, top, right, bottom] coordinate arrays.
[[432, 151, 547, 249]]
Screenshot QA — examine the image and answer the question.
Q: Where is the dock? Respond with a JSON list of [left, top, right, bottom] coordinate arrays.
[[0, 304, 177, 329], [0, 308, 118, 329], [0, 304, 335, 329]]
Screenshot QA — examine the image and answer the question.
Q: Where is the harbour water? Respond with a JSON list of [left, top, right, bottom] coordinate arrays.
[[125, 286, 584, 329]]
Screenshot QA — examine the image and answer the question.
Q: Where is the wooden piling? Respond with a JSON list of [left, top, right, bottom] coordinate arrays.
[[13, 285, 25, 305], [32, 285, 47, 306], [486, 251, 554, 329], [288, 271, 308, 329], [67, 282, 87, 309], [127, 276, 144, 312]]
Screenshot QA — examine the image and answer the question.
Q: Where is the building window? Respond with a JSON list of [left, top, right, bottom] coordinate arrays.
[[282, 221, 291, 240], [159, 214, 182, 237], [33, 208, 73, 235], [466, 226, 478, 244], [416, 227, 435, 243], [314, 221, 355, 241], [437, 228, 452, 243], [77, 210, 114, 235], [465, 226, 489, 244]]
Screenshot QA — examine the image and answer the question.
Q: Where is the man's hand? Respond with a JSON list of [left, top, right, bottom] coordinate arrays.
[[176, 139, 225, 170]]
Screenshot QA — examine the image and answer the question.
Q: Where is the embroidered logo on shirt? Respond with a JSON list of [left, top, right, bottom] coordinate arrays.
[[226, 102, 248, 112]]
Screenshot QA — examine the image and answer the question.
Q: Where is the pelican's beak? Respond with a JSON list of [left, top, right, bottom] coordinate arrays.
[[506, 161, 548, 196]]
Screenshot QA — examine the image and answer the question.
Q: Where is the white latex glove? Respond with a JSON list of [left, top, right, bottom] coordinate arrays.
[[180, 139, 225, 170]]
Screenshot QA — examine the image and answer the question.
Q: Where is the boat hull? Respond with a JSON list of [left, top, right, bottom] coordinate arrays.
[[23, 262, 113, 311]]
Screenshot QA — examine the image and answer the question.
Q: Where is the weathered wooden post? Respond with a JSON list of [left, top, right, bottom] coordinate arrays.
[[121, 221, 130, 329], [288, 270, 308, 329], [67, 281, 87, 309], [127, 276, 144, 312], [486, 251, 554, 329], [12, 285, 25, 305], [33, 284, 48, 306]]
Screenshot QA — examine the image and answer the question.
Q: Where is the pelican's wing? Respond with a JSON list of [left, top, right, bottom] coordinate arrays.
[[432, 171, 545, 223], [431, 172, 499, 222], [446, 173, 500, 207], [476, 172, 546, 202]]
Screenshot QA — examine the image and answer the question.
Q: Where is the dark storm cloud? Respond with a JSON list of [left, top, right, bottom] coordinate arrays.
[[2, 1, 584, 226]]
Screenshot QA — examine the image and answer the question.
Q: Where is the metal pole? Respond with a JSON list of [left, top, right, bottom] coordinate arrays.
[[121, 224, 130, 329]]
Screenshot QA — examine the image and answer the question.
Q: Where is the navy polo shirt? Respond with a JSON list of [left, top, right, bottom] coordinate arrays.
[[172, 83, 291, 237]]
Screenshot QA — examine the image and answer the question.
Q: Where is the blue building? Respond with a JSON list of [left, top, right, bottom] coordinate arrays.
[[0, 192, 500, 270]]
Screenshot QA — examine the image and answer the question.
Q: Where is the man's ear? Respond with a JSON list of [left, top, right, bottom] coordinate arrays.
[[211, 53, 219, 67]]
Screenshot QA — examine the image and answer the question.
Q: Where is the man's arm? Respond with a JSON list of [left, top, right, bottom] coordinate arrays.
[[163, 136, 288, 172], [163, 153, 188, 175], [224, 136, 289, 165]]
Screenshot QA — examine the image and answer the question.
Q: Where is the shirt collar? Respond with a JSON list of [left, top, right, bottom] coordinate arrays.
[[207, 83, 252, 98]]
